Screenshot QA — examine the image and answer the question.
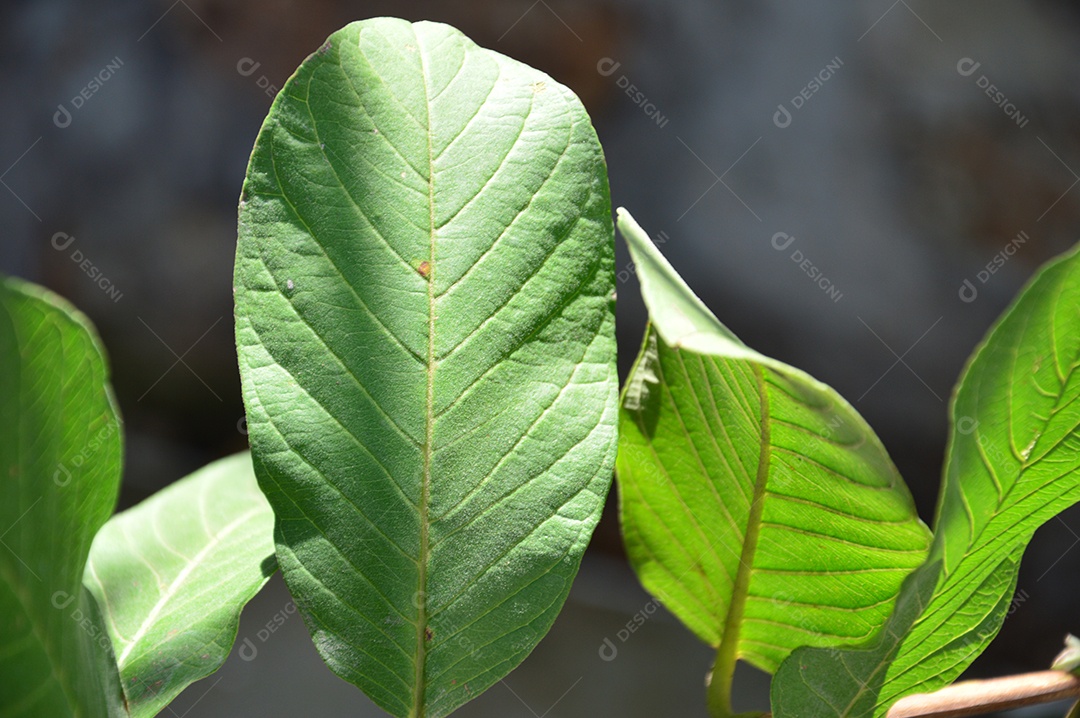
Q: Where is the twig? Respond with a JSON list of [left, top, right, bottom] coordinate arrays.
[[886, 670, 1080, 717]]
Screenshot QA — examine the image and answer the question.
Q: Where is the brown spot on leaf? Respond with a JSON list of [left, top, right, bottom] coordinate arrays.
[[417, 260, 431, 280]]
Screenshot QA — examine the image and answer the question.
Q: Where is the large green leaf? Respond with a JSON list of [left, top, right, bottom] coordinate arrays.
[[0, 276, 125, 718], [84, 453, 274, 717], [615, 210, 931, 716], [234, 18, 617, 718], [772, 245, 1080, 717]]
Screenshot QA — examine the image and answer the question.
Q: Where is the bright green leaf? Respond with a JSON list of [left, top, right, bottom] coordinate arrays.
[[772, 244, 1080, 717], [0, 276, 126, 718], [615, 209, 931, 716], [234, 18, 617, 718], [84, 453, 274, 717]]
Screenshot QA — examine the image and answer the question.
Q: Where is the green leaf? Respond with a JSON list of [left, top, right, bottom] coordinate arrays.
[[0, 276, 126, 718], [234, 18, 617, 718], [84, 453, 275, 717], [772, 244, 1080, 717], [614, 209, 931, 716]]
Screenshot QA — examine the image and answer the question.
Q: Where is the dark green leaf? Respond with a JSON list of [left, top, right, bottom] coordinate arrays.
[[234, 18, 617, 718]]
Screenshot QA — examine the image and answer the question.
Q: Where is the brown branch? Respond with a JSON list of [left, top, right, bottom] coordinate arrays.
[[886, 670, 1080, 718]]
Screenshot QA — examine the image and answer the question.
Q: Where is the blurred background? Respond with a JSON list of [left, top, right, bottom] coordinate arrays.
[[3, 0, 1080, 715]]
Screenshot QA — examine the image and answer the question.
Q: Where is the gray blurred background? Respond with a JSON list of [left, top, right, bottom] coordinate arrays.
[[3, 1, 1080, 715]]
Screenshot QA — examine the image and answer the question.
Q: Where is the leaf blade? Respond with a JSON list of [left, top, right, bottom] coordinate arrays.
[[772, 244, 1080, 717], [615, 209, 931, 708], [234, 18, 617, 718], [84, 453, 274, 718], [0, 276, 125, 718]]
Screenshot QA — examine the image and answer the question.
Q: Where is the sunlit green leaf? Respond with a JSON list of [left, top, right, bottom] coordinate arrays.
[[234, 18, 617, 718], [615, 209, 931, 716], [0, 276, 125, 717], [84, 453, 274, 717], [773, 245, 1080, 717]]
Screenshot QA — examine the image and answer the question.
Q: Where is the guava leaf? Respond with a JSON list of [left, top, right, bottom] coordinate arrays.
[[84, 453, 274, 717], [233, 18, 617, 718], [615, 209, 931, 714], [0, 276, 126, 717], [772, 244, 1080, 717]]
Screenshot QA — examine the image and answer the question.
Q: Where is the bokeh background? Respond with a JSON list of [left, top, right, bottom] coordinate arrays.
[[3, 1, 1080, 715]]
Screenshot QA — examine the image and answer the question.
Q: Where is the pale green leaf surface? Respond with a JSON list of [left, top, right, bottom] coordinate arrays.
[[234, 18, 617, 718], [615, 210, 931, 700], [84, 453, 274, 718], [0, 276, 125, 718], [772, 245, 1080, 717]]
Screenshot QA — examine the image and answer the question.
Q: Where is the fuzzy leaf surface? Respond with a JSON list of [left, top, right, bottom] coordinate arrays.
[[234, 18, 617, 718]]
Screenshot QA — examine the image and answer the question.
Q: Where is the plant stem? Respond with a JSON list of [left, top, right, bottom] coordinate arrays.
[[885, 670, 1080, 717], [706, 652, 733, 718]]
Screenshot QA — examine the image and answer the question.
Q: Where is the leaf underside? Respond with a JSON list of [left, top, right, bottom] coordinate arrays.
[[84, 453, 275, 718], [773, 244, 1080, 717], [615, 210, 931, 693], [0, 276, 124, 718], [234, 18, 617, 718]]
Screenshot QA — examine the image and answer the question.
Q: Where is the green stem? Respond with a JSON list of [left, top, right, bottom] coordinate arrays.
[[706, 648, 735, 717]]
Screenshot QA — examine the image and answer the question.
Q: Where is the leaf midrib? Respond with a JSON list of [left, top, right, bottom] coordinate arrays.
[[712, 363, 771, 711], [414, 24, 436, 718], [104, 506, 263, 666]]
